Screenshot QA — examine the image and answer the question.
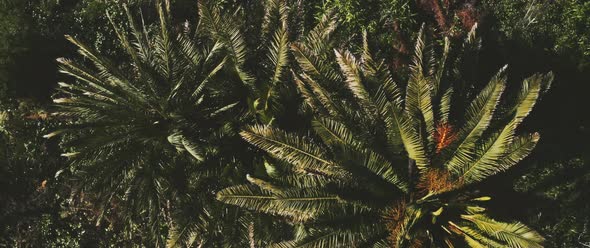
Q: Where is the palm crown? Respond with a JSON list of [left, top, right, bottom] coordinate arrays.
[[218, 26, 553, 247], [48, 1, 248, 245]]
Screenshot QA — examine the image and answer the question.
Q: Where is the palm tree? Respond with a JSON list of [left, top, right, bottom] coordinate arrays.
[[217, 26, 553, 247], [47, 1, 250, 246]]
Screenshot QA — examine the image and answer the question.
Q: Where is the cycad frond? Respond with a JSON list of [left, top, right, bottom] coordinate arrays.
[[335, 49, 378, 116], [445, 67, 507, 175], [462, 214, 544, 248], [291, 11, 340, 88], [262, 0, 289, 35], [404, 69, 435, 145], [303, 9, 338, 56], [217, 184, 340, 223], [166, 220, 200, 248], [198, 1, 252, 85], [438, 87, 453, 123], [240, 125, 346, 178], [293, 72, 343, 117], [385, 103, 429, 169], [268, 28, 290, 90], [451, 72, 553, 184], [311, 117, 358, 148]]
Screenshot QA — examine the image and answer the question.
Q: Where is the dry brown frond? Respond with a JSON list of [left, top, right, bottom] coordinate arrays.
[[384, 200, 408, 246], [434, 122, 458, 153]]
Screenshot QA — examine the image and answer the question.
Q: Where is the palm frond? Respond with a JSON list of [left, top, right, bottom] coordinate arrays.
[[166, 221, 200, 248], [454, 72, 552, 184], [462, 214, 544, 248], [359, 150, 409, 192], [293, 72, 343, 117], [385, 104, 429, 169], [198, 0, 252, 86], [438, 87, 453, 123], [262, 26, 290, 112], [240, 125, 346, 178], [446, 67, 507, 174], [217, 184, 340, 223], [311, 117, 358, 148], [405, 26, 435, 144], [335, 49, 377, 115], [262, 0, 288, 35]]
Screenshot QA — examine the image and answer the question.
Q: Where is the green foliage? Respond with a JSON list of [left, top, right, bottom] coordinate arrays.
[[0, 100, 121, 246], [318, 0, 415, 34], [315, 0, 418, 64], [484, 0, 590, 68], [515, 158, 590, 247], [0, 1, 30, 99]]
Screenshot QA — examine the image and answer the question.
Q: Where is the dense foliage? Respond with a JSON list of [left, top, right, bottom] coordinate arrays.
[[1, 0, 588, 247]]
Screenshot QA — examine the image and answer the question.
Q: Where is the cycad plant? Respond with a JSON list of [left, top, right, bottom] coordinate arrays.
[[47, 1, 249, 246], [218, 27, 553, 247], [200, 0, 338, 127]]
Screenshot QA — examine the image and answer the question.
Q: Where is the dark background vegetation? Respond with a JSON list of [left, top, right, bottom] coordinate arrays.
[[1, 0, 588, 247]]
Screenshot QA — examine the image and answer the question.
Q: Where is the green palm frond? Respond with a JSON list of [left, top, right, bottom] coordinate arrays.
[[166, 223, 199, 248], [276, 230, 362, 248], [240, 125, 346, 178], [461, 132, 539, 184], [311, 117, 358, 148], [291, 11, 340, 88], [293, 72, 343, 117], [217, 184, 340, 223], [302, 9, 338, 56], [405, 26, 435, 141], [451, 72, 553, 184], [335, 50, 370, 103], [358, 150, 408, 192], [450, 222, 505, 248], [262, 0, 289, 35], [385, 103, 429, 169], [360, 32, 402, 104], [445, 67, 507, 175], [335, 49, 378, 116], [462, 214, 544, 248], [510, 72, 554, 124], [267, 28, 290, 93], [432, 37, 450, 96], [198, 0, 252, 86]]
